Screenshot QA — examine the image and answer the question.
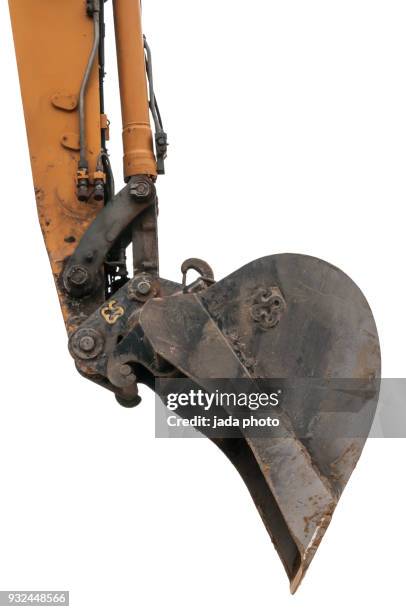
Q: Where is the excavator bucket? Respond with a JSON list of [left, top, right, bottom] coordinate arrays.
[[142, 254, 380, 591], [8, 0, 380, 593]]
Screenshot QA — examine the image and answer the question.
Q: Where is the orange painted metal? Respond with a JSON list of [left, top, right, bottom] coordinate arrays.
[[113, 0, 157, 180], [8, 0, 104, 327]]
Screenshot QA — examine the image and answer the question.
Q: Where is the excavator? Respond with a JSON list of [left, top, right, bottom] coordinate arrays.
[[8, 0, 381, 594]]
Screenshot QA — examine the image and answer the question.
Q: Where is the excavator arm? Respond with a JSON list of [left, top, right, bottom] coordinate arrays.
[[8, 0, 381, 593]]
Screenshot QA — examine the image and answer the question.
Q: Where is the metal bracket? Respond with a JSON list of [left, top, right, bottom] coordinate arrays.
[[62, 177, 156, 298]]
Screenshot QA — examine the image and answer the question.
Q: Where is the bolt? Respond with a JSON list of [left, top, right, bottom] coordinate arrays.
[[130, 177, 155, 201], [64, 264, 93, 297], [136, 279, 152, 295], [128, 274, 158, 302], [134, 182, 148, 196], [69, 328, 104, 361], [68, 265, 89, 288], [119, 364, 132, 377], [79, 335, 96, 352]]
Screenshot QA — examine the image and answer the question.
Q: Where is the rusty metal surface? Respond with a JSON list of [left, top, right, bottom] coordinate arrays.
[[62, 181, 154, 298], [140, 254, 381, 591], [8, 0, 104, 326], [68, 275, 180, 404]]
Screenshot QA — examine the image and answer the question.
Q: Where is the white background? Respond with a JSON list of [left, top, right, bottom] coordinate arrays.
[[0, 1, 405, 610]]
